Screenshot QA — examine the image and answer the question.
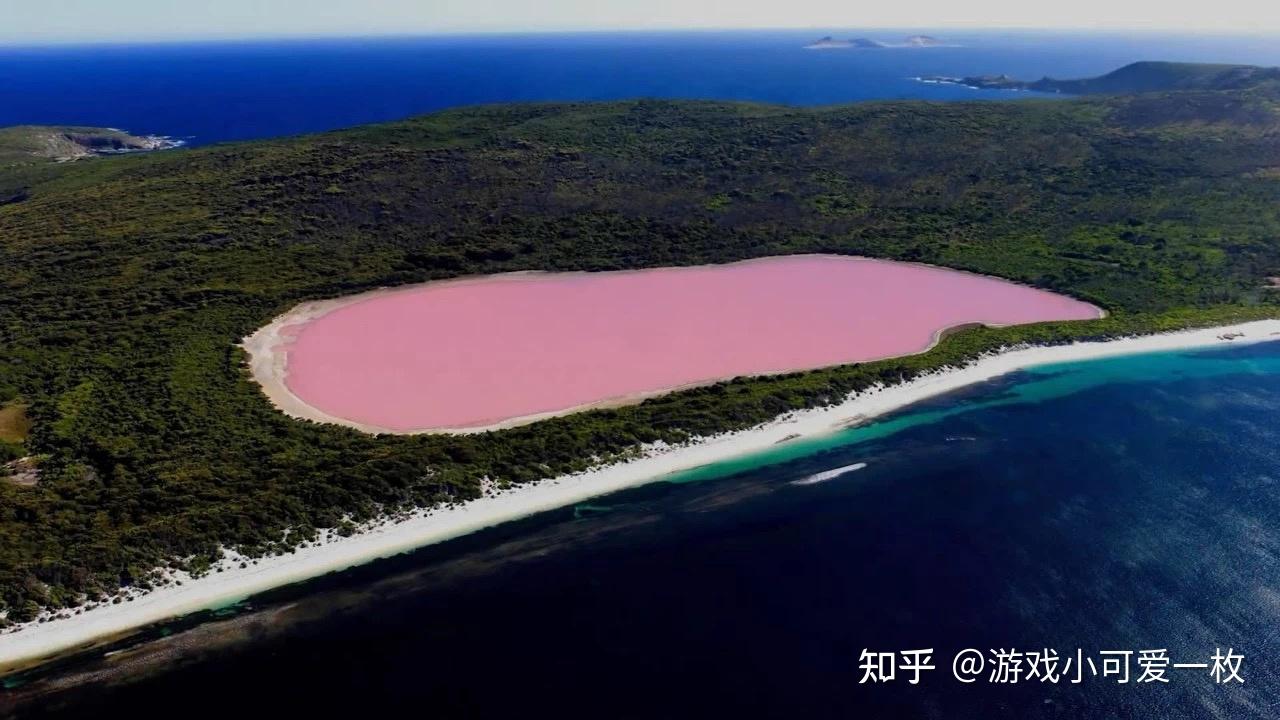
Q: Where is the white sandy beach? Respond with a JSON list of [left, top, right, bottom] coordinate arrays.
[[3, 318, 1279, 672]]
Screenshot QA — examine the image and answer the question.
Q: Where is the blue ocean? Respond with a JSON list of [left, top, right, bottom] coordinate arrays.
[[3, 30, 1280, 145]]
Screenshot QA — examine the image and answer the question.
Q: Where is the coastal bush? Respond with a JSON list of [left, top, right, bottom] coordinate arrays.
[[0, 88, 1278, 616]]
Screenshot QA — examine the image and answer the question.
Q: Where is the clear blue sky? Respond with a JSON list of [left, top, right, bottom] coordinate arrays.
[[2, 0, 1277, 44]]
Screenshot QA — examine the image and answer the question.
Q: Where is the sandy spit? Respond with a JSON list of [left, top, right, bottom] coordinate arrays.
[[3, 319, 1279, 672]]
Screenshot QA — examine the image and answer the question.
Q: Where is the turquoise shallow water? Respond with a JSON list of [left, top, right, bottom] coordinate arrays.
[[669, 342, 1280, 486], [9, 340, 1280, 719]]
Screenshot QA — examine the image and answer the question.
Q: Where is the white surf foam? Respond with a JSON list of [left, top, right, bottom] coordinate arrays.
[[791, 462, 868, 486]]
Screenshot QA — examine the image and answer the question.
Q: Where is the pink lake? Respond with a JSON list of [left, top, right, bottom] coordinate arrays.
[[280, 255, 1101, 432]]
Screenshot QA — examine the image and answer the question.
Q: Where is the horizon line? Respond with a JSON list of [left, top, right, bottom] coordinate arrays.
[[4, 24, 1280, 49]]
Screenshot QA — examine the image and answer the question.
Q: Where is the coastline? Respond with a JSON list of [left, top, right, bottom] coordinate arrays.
[[5, 318, 1280, 674], [240, 254, 1105, 435]]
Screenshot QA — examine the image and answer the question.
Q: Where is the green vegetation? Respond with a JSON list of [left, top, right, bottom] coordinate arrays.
[[1, 72, 1280, 622], [949, 61, 1280, 95], [1032, 61, 1280, 95]]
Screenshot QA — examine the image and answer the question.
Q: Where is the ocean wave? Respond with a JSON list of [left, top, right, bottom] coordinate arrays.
[[790, 462, 867, 486]]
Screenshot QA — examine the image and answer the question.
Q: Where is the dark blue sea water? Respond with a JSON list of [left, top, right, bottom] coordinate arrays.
[[3, 30, 1280, 145], [8, 340, 1280, 718]]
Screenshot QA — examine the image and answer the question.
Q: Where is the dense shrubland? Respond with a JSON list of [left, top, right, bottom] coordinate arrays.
[[1, 79, 1279, 621]]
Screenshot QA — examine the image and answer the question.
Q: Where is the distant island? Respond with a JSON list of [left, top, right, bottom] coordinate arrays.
[[805, 35, 948, 50], [0, 126, 183, 167], [917, 61, 1280, 94], [901, 35, 946, 47]]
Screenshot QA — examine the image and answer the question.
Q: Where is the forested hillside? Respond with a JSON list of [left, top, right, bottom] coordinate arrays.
[[1, 75, 1279, 621], [1032, 61, 1280, 95]]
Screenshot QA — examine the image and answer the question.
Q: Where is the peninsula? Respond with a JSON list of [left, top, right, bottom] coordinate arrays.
[[917, 60, 1280, 94], [0, 125, 182, 166]]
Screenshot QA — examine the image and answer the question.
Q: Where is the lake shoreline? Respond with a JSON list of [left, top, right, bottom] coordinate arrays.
[[240, 254, 1103, 434], [4, 318, 1280, 675]]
